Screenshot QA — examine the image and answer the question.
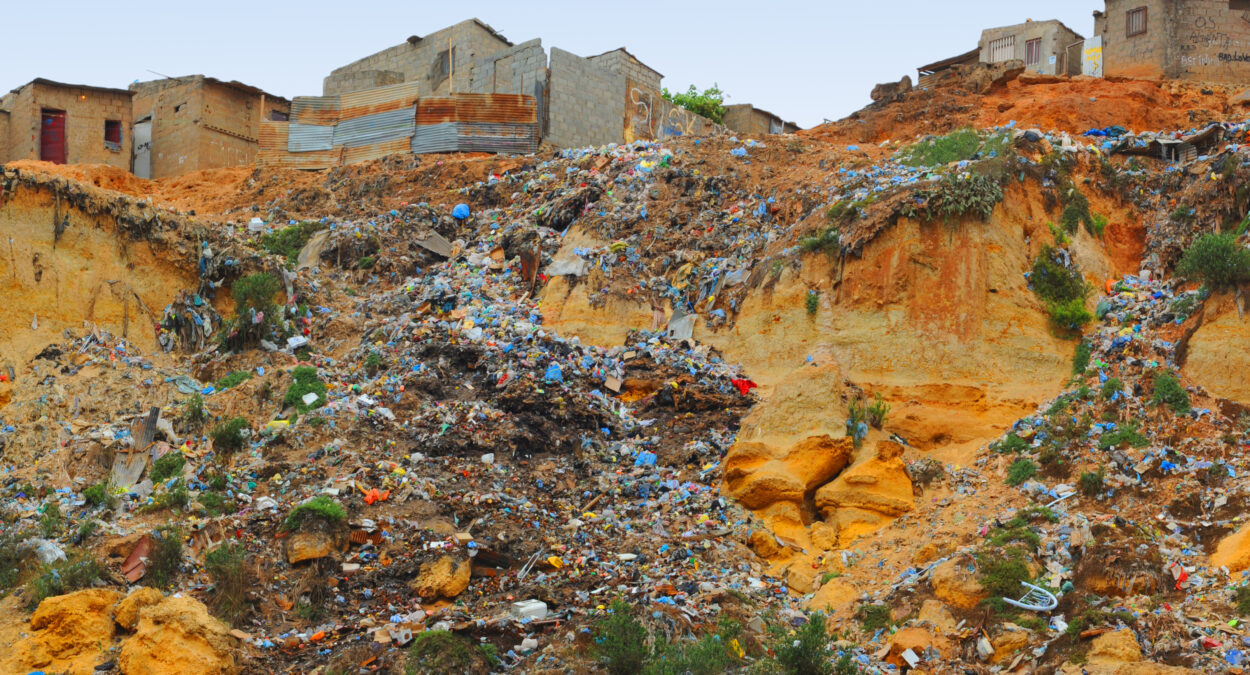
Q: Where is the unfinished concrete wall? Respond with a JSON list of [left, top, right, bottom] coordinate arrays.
[[547, 47, 626, 148], [323, 70, 404, 96], [324, 19, 511, 96], [586, 49, 662, 92], [469, 39, 547, 96], [0, 111, 9, 163], [1100, 0, 1171, 79], [4, 83, 132, 168], [981, 21, 1084, 75]]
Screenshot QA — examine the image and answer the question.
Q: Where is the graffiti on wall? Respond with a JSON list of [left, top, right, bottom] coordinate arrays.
[[624, 78, 725, 142], [1082, 36, 1103, 77], [1176, 10, 1250, 75], [624, 82, 657, 142]]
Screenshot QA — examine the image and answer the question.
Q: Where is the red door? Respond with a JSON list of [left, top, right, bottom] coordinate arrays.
[[40, 110, 66, 164]]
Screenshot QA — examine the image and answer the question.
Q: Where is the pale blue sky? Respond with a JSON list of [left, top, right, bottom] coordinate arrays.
[[0, 1, 1101, 128]]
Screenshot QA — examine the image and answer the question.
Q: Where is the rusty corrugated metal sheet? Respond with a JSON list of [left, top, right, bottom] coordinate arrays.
[[260, 121, 340, 169], [332, 107, 415, 148], [339, 82, 419, 120], [291, 95, 341, 125], [287, 123, 335, 152], [455, 93, 537, 124], [341, 138, 412, 165], [416, 98, 457, 125]]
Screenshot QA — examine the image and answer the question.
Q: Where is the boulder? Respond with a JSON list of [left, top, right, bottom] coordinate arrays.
[[286, 531, 336, 564], [871, 76, 913, 103], [1087, 629, 1142, 664], [917, 599, 957, 633], [930, 558, 987, 609], [7, 589, 123, 674], [805, 577, 858, 612], [814, 441, 914, 542], [119, 595, 236, 675], [724, 435, 853, 510], [114, 586, 164, 631], [990, 627, 1030, 664], [411, 555, 471, 601]]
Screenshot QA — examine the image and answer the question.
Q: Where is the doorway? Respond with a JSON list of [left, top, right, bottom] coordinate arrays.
[[40, 109, 67, 164]]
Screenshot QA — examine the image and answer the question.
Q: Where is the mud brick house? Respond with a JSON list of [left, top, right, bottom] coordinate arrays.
[[129, 76, 290, 179], [0, 79, 133, 168], [1094, 0, 1250, 83], [980, 20, 1086, 75]]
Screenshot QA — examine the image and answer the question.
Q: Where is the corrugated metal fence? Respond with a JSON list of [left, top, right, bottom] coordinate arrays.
[[261, 85, 537, 169]]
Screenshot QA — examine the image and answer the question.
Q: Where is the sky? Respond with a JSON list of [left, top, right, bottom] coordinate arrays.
[[0, 1, 1102, 129]]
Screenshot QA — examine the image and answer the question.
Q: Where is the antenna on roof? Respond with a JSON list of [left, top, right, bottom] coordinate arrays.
[[146, 69, 174, 80]]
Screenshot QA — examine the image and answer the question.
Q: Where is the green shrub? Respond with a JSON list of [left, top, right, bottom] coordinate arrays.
[[1006, 459, 1038, 486], [232, 272, 281, 315], [1235, 585, 1250, 616], [197, 491, 230, 516], [182, 393, 206, 428], [1072, 340, 1092, 375], [1100, 377, 1124, 400], [1171, 206, 1195, 223], [996, 433, 1029, 454], [283, 366, 328, 415], [1060, 189, 1092, 234], [661, 84, 727, 124], [215, 371, 253, 390], [145, 525, 183, 589], [1176, 232, 1250, 289], [76, 519, 99, 541], [1047, 299, 1092, 330], [406, 630, 491, 675], [867, 393, 889, 429], [855, 603, 893, 632], [145, 480, 190, 512], [768, 612, 832, 675], [364, 351, 383, 372], [901, 174, 1004, 223], [1169, 294, 1199, 320], [1079, 468, 1106, 496], [1152, 371, 1191, 414], [260, 221, 325, 264], [898, 127, 1010, 167], [282, 495, 346, 531], [151, 450, 185, 483], [805, 290, 820, 317], [1066, 608, 1136, 636], [594, 600, 649, 675], [800, 226, 840, 256], [1090, 213, 1109, 237], [0, 526, 33, 592], [205, 543, 250, 625], [1098, 420, 1148, 449], [977, 552, 1032, 598], [82, 482, 116, 509], [210, 417, 249, 454], [644, 619, 741, 675], [25, 552, 103, 609], [357, 255, 376, 269], [39, 502, 63, 538], [1031, 246, 1090, 305]]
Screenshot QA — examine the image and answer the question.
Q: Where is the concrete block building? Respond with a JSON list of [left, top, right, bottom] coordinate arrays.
[[980, 20, 1085, 75], [129, 76, 290, 179], [723, 105, 800, 136], [1094, 0, 1250, 83], [0, 79, 133, 168]]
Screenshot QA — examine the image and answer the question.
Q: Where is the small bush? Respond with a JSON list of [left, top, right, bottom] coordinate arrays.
[[1046, 298, 1091, 330], [1006, 459, 1038, 486], [1090, 213, 1109, 237], [145, 525, 183, 589], [977, 552, 1032, 598], [898, 128, 1010, 167], [39, 502, 63, 538], [768, 611, 832, 675], [284, 366, 328, 415], [846, 398, 868, 447], [224, 273, 283, 348], [145, 480, 190, 513], [661, 84, 727, 124], [645, 619, 741, 675], [357, 255, 376, 269], [25, 552, 103, 609], [996, 433, 1029, 454], [1031, 246, 1090, 305], [210, 417, 249, 455], [1098, 420, 1148, 449], [901, 174, 1004, 223], [182, 394, 206, 428], [805, 290, 820, 317], [282, 495, 346, 531], [1235, 585, 1250, 616], [83, 482, 116, 509], [0, 526, 34, 591], [593, 600, 649, 675], [205, 543, 251, 625], [800, 226, 840, 256], [1152, 371, 1191, 414], [364, 351, 383, 372], [1072, 340, 1092, 375], [406, 630, 490, 675], [1060, 189, 1093, 234], [855, 604, 893, 632], [867, 393, 889, 429], [1100, 377, 1124, 400], [260, 221, 325, 264], [1079, 468, 1106, 496], [1176, 232, 1250, 289], [1066, 608, 1136, 636], [197, 491, 230, 516], [215, 371, 253, 390], [150, 451, 186, 483], [76, 519, 99, 541]]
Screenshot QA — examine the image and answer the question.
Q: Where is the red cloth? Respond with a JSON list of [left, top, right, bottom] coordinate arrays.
[[731, 379, 758, 396]]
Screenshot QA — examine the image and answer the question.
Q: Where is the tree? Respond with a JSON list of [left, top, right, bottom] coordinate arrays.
[[661, 84, 727, 124]]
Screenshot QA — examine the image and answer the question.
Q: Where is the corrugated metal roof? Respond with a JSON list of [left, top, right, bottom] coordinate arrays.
[[339, 81, 419, 120], [291, 95, 341, 125], [411, 122, 459, 153], [287, 123, 335, 152], [332, 107, 416, 148]]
